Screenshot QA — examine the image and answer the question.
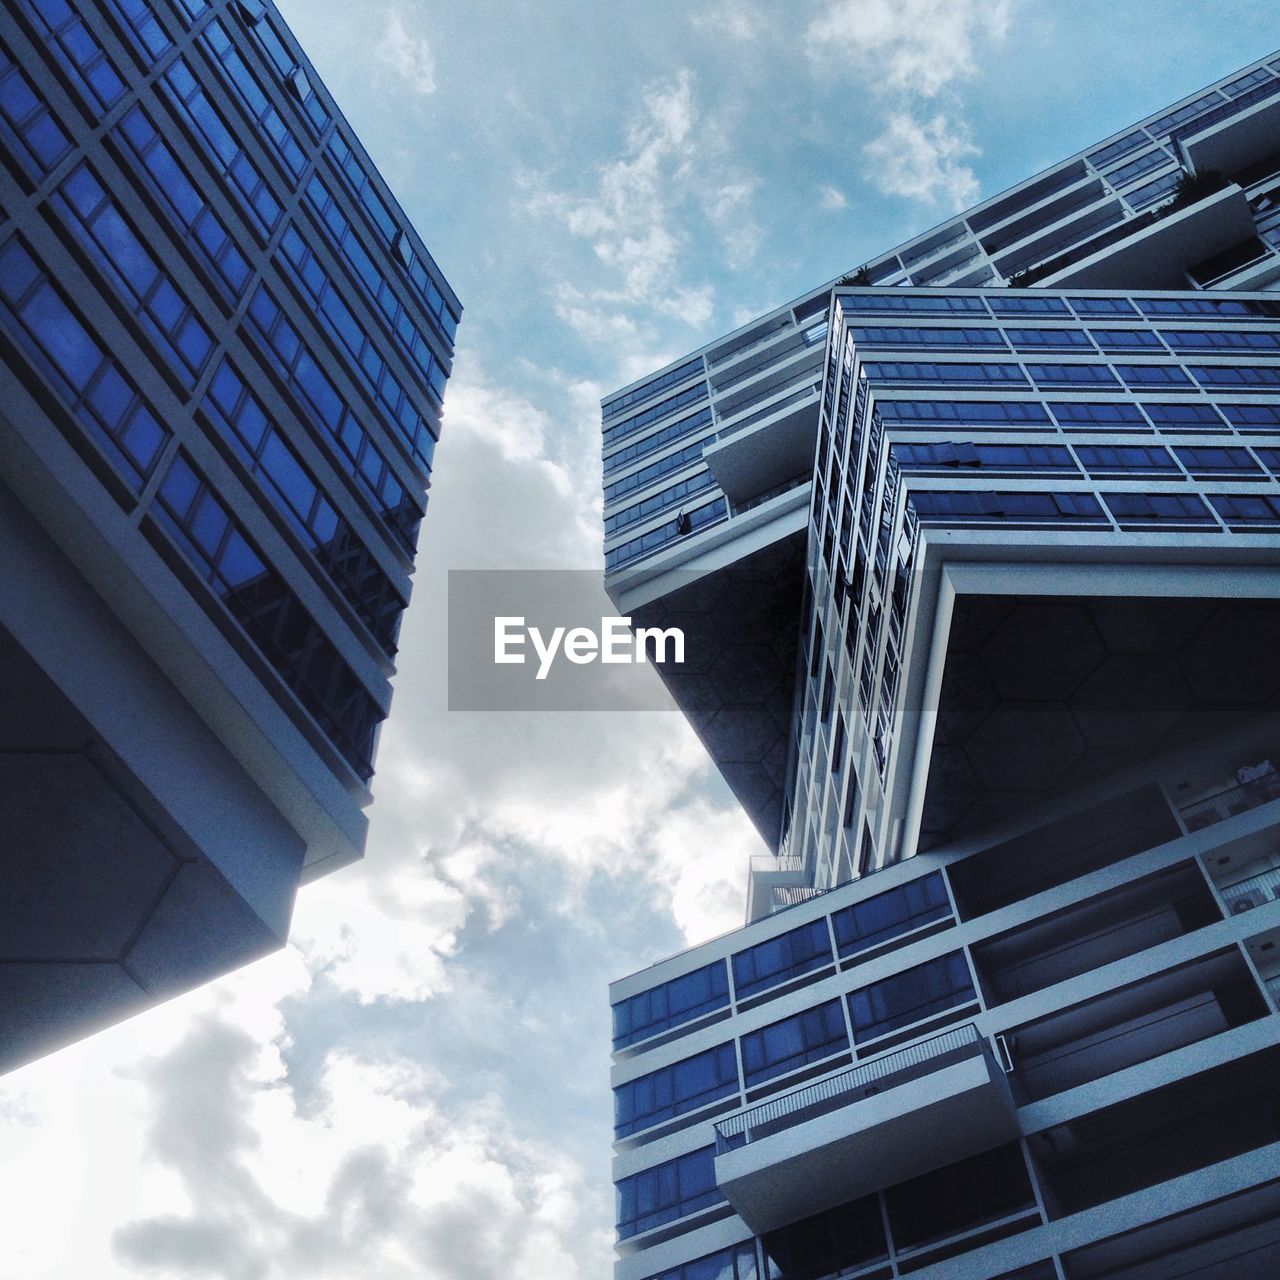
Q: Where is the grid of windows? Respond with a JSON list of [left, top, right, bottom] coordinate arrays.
[[1102, 491, 1217, 526], [603, 382, 710, 448], [150, 451, 383, 779], [616, 1146, 723, 1240], [104, 0, 172, 64], [603, 408, 714, 476], [17, 0, 127, 115], [830, 873, 951, 961], [641, 1242, 759, 1280], [732, 919, 833, 1001], [613, 1042, 739, 1138], [910, 490, 1106, 524], [740, 999, 848, 1087], [1075, 444, 1178, 474], [612, 961, 730, 1050], [604, 358, 705, 419], [604, 471, 715, 536], [847, 951, 976, 1044], [604, 441, 705, 503], [605, 498, 728, 572], [0, 235, 169, 491], [0, 36, 73, 179], [876, 400, 1050, 426]]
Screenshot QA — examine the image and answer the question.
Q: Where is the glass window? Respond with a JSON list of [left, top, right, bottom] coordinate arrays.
[[989, 296, 1071, 317], [877, 399, 1050, 426], [849, 326, 1005, 349], [1089, 329, 1163, 351], [616, 1146, 723, 1240], [603, 382, 710, 447], [741, 999, 848, 1087], [605, 471, 715, 536], [1074, 443, 1177, 474], [1125, 171, 1182, 209], [1143, 402, 1227, 429], [644, 1242, 759, 1280], [613, 1042, 739, 1138], [604, 359, 705, 419], [910, 490, 1105, 524], [1221, 403, 1280, 429], [1146, 92, 1224, 138], [613, 961, 730, 1050], [18, 0, 126, 113], [847, 951, 976, 1044], [1136, 297, 1280, 321], [1049, 400, 1147, 429], [831, 872, 951, 960], [863, 362, 1027, 385], [151, 452, 384, 780], [605, 441, 705, 503], [763, 1193, 887, 1278], [1161, 328, 1280, 352], [1070, 296, 1139, 317], [1028, 363, 1120, 388], [0, 39, 73, 177], [604, 408, 714, 476], [104, 0, 172, 62], [1102, 492, 1217, 525], [1174, 446, 1264, 477], [732, 919, 833, 1001], [835, 294, 988, 316], [1087, 131, 1148, 169], [1116, 363, 1194, 388], [605, 498, 728, 572], [1192, 364, 1280, 389], [1104, 148, 1171, 186], [1208, 493, 1280, 525], [1005, 328, 1091, 350]]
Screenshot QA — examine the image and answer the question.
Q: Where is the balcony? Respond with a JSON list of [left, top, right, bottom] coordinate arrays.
[[1178, 765, 1280, 832], [712, 1023, 1018, 1232], [1175, 82, 1280, 179]]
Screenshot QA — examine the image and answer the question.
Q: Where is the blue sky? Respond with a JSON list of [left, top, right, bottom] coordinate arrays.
[[3, 3, 1280, 1278]]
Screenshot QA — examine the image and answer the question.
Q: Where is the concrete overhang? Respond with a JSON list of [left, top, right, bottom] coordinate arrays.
[[1178, 90, 1280, 178], [703, 391, 820, 505], [1040, 184, 1256, 289]]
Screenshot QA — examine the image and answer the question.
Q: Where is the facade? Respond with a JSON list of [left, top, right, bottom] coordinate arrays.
[[606, 52, 1280, 1280], [0, 0, 459, 1072]]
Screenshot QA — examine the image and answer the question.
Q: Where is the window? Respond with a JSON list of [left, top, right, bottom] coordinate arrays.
[[1087, 131, 1149, 169], [204, 360, 408, 655], [1115, 363, 1194, 388], [18, 0, 126, 114], [1027, 363, 1120, 388], [831, 872, 951, 960], [763, 1193, 887, 1278], [613, 1042, 739, 1138], [0, 237, 169, 492], [1143, 402, 1227, 429], [616, 1147, 723, 1240], [863, 362, 1027, 386], [151, 452, 384, 780], [836, 294, 988, 316], [1006, 328, 1091, 350], [877, 399, 1050, 426], [849, 326, 1005, 349], [1104, 148, 1171, 186], [1146, 92, 1224, 138], [115, 106, 251, 300], [1192, 364, 1280, 389], [1070, 296, 1139, 317], [604, 359, 705, 419], [909, 490, 1105, 524], [1136, 297, 1280, 321], [1161, 328, 1280, 352], [848, 951, 976, 1044], [603, 382, 709, 447], [604, 442, 704, 502], [1049, 400, 1147, 429], [604, 471, 715, 536], [604, 498, 728, 572], [1221, 403, 1280, 430], [1089, 329, 1163, 351], [644, 1242, 759, 1280], [104, 0, 172, 63], [732, 919, 833, 1001], [1102, 492, 1217, 526], [0, 38, 72, 178], [989, 296, 1071, 317], [612, 961, 730, 1049], [1254, 446, 1280, 474], [1208, 493, 1280, 526], [1125, 171, 1182, 209], [741, 999, 848, 1087], [56, 165, 214, 390], [1074, 444, 1177, 475], [1174, 447, 1264, 477]]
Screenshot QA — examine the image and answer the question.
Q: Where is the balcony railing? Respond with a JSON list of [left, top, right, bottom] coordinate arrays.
[[714, 1023, 984, 1154], [1179, 770, 1280, 830], [1219, 864, 1280, 914], [715, 380, 821, 442], [732, 472, 811, 517]]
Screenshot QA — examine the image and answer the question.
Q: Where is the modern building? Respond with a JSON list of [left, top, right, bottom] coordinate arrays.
[[0, 0, 459, 1073], [605, 52, 1280, 1280]]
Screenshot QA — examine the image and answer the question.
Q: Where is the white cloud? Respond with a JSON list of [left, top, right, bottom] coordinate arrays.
[[863, 111, 981, 209], [805, 0, 1013, 98], [818, 183, 848, 210], [691, 0, 767, 42], [376, 8, 437, 96]]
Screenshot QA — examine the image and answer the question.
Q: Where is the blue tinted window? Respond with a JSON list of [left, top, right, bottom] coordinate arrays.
[[1102, 492, 1216, 525], [863, 362, 1027, 385], [838, 294, 988, 315], [910, 490, 1105, 524], [1136, 297, 1280, 321], [989, 296, 1070, 316], [603, 382, 709, 447], [605, 498, 728, 572], [1049, 401, 1147, 429], [1087, 131, 1148, 168], [1174, 447, 1263, 477], [604, 441, 705, 502], [614, 1043, 739, 1138], [1104, 148, 1171, 186], [1075, 444, 1177, 474], [1192, 364, 1280, 389], [1125, 171, 1182, 210], [1143, 401, 1225, 430], [848, 951, 975, 1044], [831, 872, 951, 960], [613, 961, 730, 1049], [1089, 329, 1162, 351], [604, 471, 715, 536], [741, 999, 847, 1087], [0, 41, 73, 177], [876, 399, 1050, 426], [1005, 328, 1090, 349], [1209, 493, 1280, 526], [616, 1146, 723, 1240], [732, 919, 832, 1001], [1221, 403, 1280, 429], [604, 408, 714, 475], [103, 0, 171, 62], [1028, 363, 1119, 388], [1116, 363, 1194, 388], [18, 0, 126, 113], [1161, 328, 1280, 352], [645, 1243, 759, 1280], [893, 441, 1075, 473], [152, 452, 383, 780], [849, 326, 1004, 348], [604, 358, 705, 419], [1070, 296, 1139, 318]]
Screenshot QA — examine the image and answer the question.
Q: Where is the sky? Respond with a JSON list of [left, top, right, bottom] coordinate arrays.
[[3, 3, 1280, 1278]]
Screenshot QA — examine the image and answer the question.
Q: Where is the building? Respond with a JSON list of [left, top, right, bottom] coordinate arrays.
[[0, 0, 459, 1073], [605, 52, 1280, 1280]]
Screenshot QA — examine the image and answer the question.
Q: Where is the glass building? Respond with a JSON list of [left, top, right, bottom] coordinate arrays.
[[0, 0, 459, 1072], [606, 52, 1280, 1280]]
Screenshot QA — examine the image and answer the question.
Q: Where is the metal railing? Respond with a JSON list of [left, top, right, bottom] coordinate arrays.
[[1219, 864, 1280, 914], [715, 380, 821, 442], [733, 472, 811, 517], [713, 1022, 983, 1154], [1179, 771, 1280, 830], [1170, 80, 1280, 151], [750, 854, 805, 874]]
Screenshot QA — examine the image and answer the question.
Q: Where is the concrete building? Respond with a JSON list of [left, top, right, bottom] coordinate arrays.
[[606, 52, 1280, 1280], [0, 0, 459, 1072]]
